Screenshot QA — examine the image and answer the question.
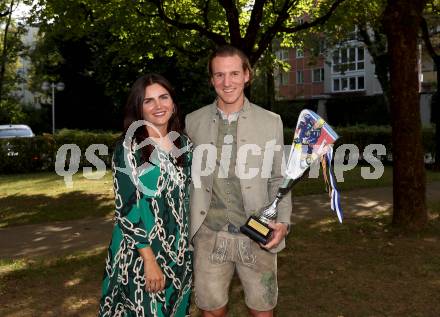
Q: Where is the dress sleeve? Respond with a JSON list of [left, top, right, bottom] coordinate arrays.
[[112, 141, 150, 249], [182, 135, 193, 205]]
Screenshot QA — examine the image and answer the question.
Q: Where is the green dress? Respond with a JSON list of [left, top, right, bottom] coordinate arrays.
[[98, 136, 192, 317]]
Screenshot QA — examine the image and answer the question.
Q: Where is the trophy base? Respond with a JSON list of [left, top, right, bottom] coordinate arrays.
[[240, 216, 273, 245]]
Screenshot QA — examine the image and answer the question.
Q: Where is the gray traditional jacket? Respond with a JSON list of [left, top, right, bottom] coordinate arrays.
[[185, 98, 292, 253]]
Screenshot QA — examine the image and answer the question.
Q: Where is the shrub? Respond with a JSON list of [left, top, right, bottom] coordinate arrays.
[[325, 95, 390, 126], [0, 135, 56, 173], [283, 125, 435, 160], [0, 129, 120, 174], [273, 100, 318, 128]]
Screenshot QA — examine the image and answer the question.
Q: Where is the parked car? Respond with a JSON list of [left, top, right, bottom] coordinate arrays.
[[0, 124, 35, 139], [0, 124, 35, 157], [0, 125, 43, 172]]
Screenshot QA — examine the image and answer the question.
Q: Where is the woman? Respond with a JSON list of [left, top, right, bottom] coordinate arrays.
[[98, 74, 192, 317]]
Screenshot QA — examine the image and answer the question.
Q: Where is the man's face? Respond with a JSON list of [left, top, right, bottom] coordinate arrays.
[[210, 54, 249, 111]]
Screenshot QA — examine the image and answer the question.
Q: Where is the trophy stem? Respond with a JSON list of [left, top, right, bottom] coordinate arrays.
[[277, 167, 310, 197], [261, 169, 310, 221]]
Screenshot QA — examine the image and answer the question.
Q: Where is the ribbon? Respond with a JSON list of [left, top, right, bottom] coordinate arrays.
[[325, 146, 343, 223]]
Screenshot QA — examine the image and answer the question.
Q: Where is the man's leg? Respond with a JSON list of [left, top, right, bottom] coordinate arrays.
[[248, 308, 273, 317], [236, 237, 278, 315], [201, 306, 228, 317], [194, 225, 235, 316]]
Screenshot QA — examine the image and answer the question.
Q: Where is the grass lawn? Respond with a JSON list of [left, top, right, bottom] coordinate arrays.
[[0, 211, 439, 317], [2, 166, 439, 227], [294, 164, 440, 196], [0, 171, 114, 228]]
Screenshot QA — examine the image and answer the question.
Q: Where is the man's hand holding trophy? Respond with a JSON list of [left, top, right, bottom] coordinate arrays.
[[240, 109, 343, 245]]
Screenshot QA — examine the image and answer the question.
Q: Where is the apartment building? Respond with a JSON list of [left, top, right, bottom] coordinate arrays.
[[275, 39, 436, 125], [275, 38, 382, 97]]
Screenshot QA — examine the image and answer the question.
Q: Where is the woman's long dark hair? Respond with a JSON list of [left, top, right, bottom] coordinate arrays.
[[122, 73, 185, 166]]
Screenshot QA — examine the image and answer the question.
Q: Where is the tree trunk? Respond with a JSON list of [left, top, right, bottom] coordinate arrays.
[[432, 56, 440, 170], [0, 0, 14, 102], [266, 68, 275, 111], [382, 0, 428, 230], [373, 53, 391, 113], [358, 26, 391, 114], [420, 16, 440, 170]]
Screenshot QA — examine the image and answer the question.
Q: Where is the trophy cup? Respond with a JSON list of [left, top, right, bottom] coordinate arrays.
[[240, 110, 343, 245]]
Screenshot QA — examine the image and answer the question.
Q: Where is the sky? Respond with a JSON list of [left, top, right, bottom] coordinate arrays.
[[11, 2, 33, 20]]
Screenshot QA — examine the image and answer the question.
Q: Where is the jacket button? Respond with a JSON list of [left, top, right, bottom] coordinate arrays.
[[200, 210, 206, 215]]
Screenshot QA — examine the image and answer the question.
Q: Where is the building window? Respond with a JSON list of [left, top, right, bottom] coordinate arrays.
[[296, 48, 304, 58], [279, 72, 289, 85], [318, 40, 326, 54], [333, 79, 340, 91], [357, 76, 364, 89], [276, 49, 289, 61], [332, 75, 365, 92], [312, 68, 324, 82], [332, 46, 365, 73], [341, 78, 348, 90], [296, 70, 304, 84], [349, 77, 356, 90]]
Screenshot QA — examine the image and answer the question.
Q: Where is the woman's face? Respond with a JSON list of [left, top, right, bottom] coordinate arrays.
[[142, 83, 174, 137]]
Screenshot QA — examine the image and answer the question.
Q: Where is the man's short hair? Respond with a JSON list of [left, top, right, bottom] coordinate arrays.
[[208, 45, 253, 85]]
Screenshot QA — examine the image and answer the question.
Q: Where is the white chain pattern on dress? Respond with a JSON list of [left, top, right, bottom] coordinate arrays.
[[100, 140, 191, 317]]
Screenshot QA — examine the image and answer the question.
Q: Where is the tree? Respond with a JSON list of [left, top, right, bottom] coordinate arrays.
[[0, 0, 18, 102], [28, 16, 215, 129], [0, 0, 29, 124], [30, 0, 347, 125], [311, 1, 391, 110], [32, 0, 347, 68], [311, 0, 431, 230], [382, 0, 428, 229], [420, 0, 440, 169], [135, 0, 346, 66]]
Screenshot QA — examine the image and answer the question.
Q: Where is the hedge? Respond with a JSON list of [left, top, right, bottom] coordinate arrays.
[[325, 95, 391, 126], [0, 126, 436, 174], [283, 124, 435, 161], [0, 129, 120, 174]]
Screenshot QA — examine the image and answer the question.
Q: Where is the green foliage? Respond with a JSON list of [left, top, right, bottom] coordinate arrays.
[[274, 99, 318, 128], [29, 0, 347, 89], [0, 98, 26, 123], [0, 129, 120, 174], [0, 0, 28, 101], [325, 95, 390, 126], [0, 134, 55, 173], [28, 2, 215, 123], [54, 129, 120, 167]]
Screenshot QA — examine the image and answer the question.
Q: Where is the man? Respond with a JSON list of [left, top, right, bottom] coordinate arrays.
[[185, 45, 292, 317]]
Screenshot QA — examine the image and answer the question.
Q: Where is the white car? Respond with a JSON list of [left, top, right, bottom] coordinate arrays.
[[0, 124, 35, 157], [0, 124, 35, 139]]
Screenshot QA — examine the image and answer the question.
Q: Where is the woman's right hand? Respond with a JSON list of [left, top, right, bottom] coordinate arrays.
[[143, 258, 165, 293], [138, 247, 166, 293]]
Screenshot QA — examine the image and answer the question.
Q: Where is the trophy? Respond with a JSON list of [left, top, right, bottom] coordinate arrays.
[[240, 110, 343, 245]]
